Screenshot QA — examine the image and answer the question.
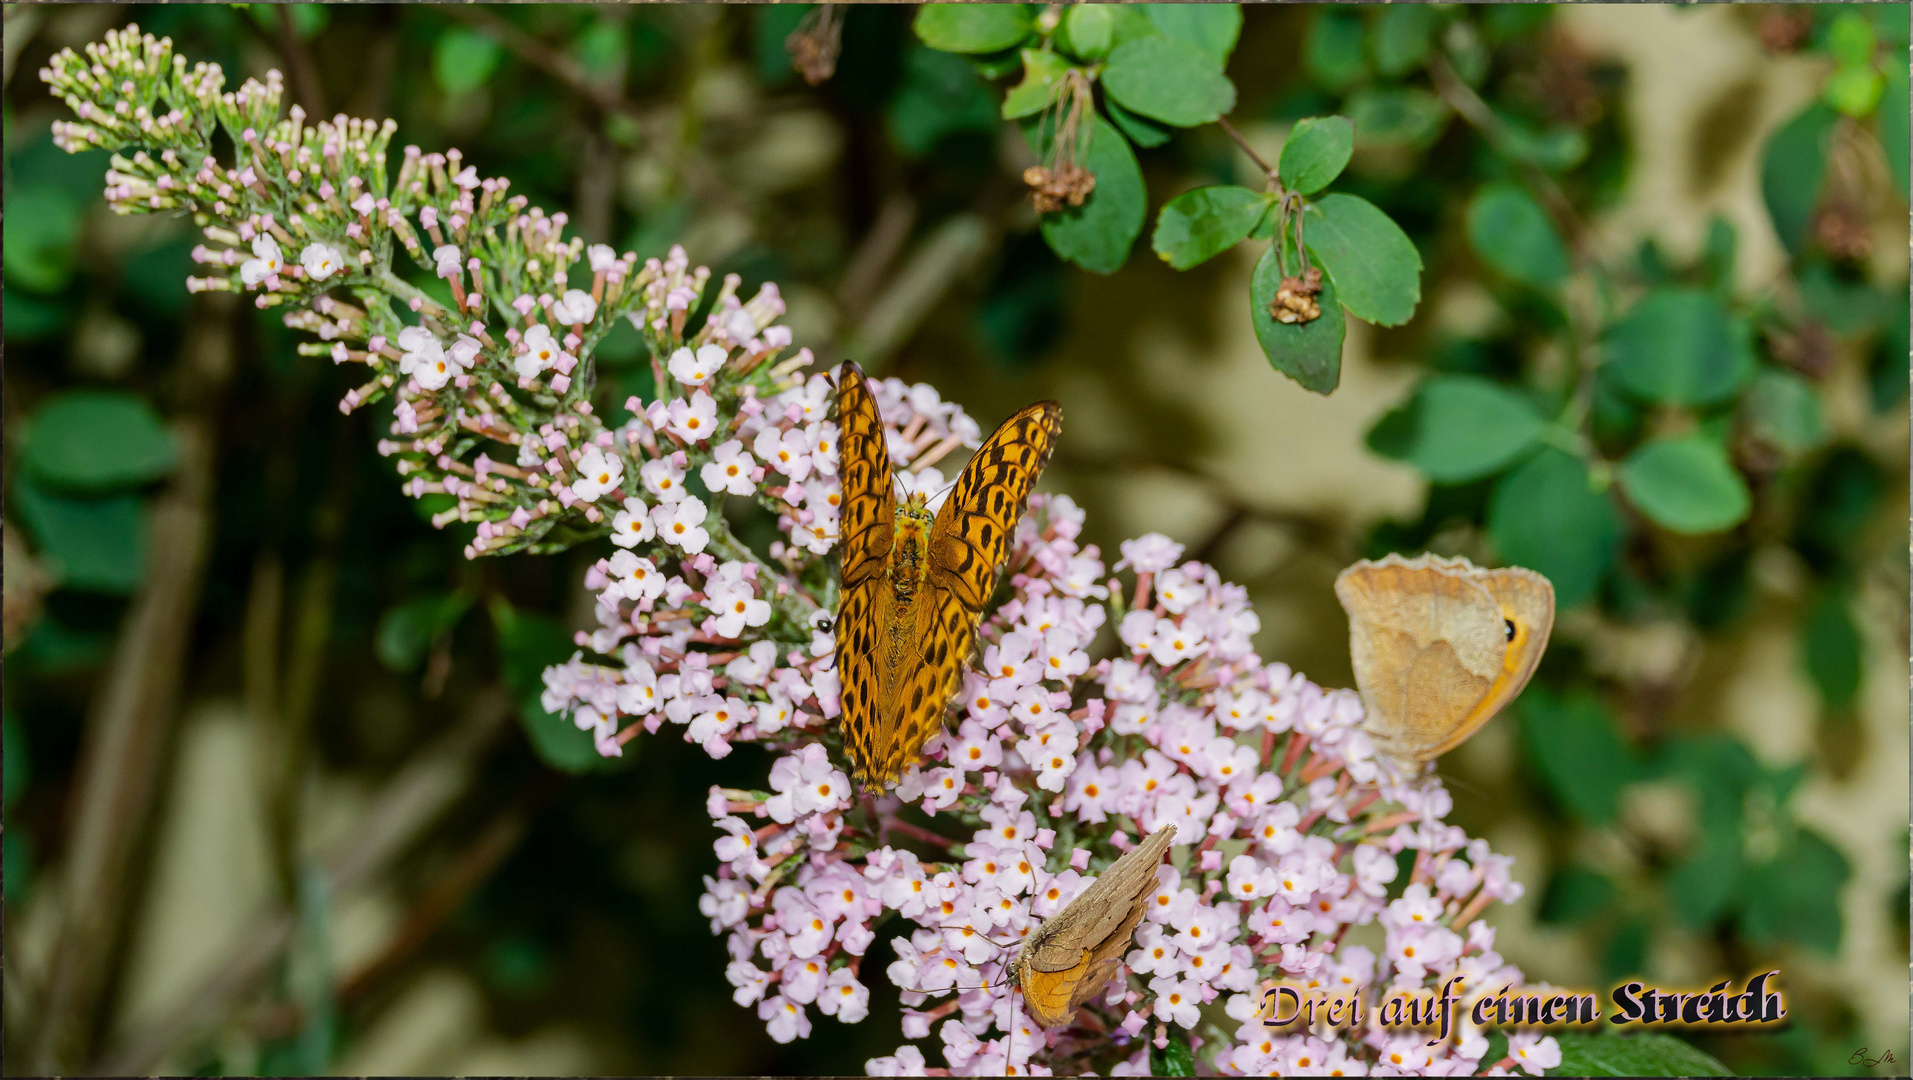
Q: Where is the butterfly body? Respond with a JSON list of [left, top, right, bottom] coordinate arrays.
[[1335, 553, 1554, 775], [835, 362, 1062, 791], [1012, 826, 1176, 1029]]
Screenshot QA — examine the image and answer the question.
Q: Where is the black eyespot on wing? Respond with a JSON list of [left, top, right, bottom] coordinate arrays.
[[1504, 618, 1517, 642]]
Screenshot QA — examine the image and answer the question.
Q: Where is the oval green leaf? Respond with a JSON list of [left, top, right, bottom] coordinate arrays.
[[1101, 35, 1235, 128], [1742, 368, 1824, 456], [1390, 375, 1545, 482], [1760, 102, 1836, 256], [1303, 193, 1423, 327], [1603, 289, 1753, 407], [1140, 3, 1242, 66], [1002, 49, 1073, 119], [1059, 5, 1114, 60], [432, 27, 503, 96], [9, 470, 146, 594], [1372, 4, 1436, 77], [1279, 115, 1354, 195], [1618, 434, 1751, 534], [1103, 97, 1171, 148], [1488, 446, 1621, 609], [1025, 114, 1146, 274], [1549, 1032, 1733, 1077], [1152, 185, 1270, 270], [1466, 181, 1569, 289], [1250, 241, 1345, 395], [24, 390, 178, 491], [914, 4, 1034, 54]]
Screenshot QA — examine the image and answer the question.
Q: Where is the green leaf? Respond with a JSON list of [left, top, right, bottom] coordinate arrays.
[[1548, 1032, 1734, 1077], [9, 470, 145, 594], [914, 4, 1033, 54], [1760, 103, 1837, 256], [1666, 828, 1743, 928], [491, 601, 623, 774], [1520, 689, 1638, 825], [1150, 1030, 1197, 1076], [1466, 182, 1569, 289], [1278, 116, 1354, 195], [1001, 49, 1072, 119], [1140, 3, 1242, 66], [1026, 115, 1146, 275], [1497, 113, 1589, 172], [1102, 98, 1171, 148], [2, 185, 84, 295], [432, 27, 503, 96], [1602, 289, 1753, 406], [1741, 368, 1824, 456], [1701, 215, 1737, 292], [1619, 435, 1752, 535], [1250, 241, 1345, 394], [1379, 375, 1544, 482], [1802, 587, 1863, 710], [1151, 186, 1269, 270], [967, 48, 1025, 81], [1878, 60, 1909, 192], [376, 593, 473, 673], [1058, 5, 1114, 61], [1303, 193, 1423, 326], [1823, 63, 1885, 117], [1347, 86, 1450, 149], [1101, 36, 1235, 128], [1739, 828, 1849, 953], [1488, 447, 1623, 609], [1372, 4, 1436, 77], [1304, 11, 1367, 92], [23, 391, 178, 492], [1827, 10, 1879, 66]]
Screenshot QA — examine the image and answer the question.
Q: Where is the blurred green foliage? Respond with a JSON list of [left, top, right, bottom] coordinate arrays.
[[3, 4, 1905, 1076]]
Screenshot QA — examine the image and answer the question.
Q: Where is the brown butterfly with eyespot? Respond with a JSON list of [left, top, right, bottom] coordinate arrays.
[[1335, 553, 1555, 777], [834, 360, 1061, 791]]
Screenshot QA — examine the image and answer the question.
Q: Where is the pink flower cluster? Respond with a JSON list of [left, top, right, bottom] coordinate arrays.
[[47, 31, 1557, 1074], [547, 427, 1555, 1076]]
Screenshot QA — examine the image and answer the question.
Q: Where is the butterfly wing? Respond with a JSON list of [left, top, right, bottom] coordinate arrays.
[[927, 400, 1063, 609], [1420, 565, 1554, 758], [836, 361, 894, 589], [1020, 828, 1175, 1028], [1335, 554, 1554, 764], [851, 587, 971, 790], [835, 362, 895, 784]]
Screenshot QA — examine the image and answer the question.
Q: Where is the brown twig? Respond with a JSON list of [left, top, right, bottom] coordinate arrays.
[[440, 6, 638, 121], [1427, 51, 1590, 260], [1217, 115, 1278, 183], [29, 294, 237, 1074]]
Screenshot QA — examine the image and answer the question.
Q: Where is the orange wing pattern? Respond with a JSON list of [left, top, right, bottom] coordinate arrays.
[[833, 361, 1063, 791], [835, 362, 892, 785], [929, 401, 1063, 609], [835, 362, 893, 589]]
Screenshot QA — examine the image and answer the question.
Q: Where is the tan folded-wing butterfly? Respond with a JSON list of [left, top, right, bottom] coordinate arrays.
[[1335, 553, 1555, 775], [834, 361, 1061, 791], [1012, 825, 1177, 1029]]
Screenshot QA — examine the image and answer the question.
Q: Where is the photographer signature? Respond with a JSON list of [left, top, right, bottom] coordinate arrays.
[[1849, 1048, 1899, 1068]]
